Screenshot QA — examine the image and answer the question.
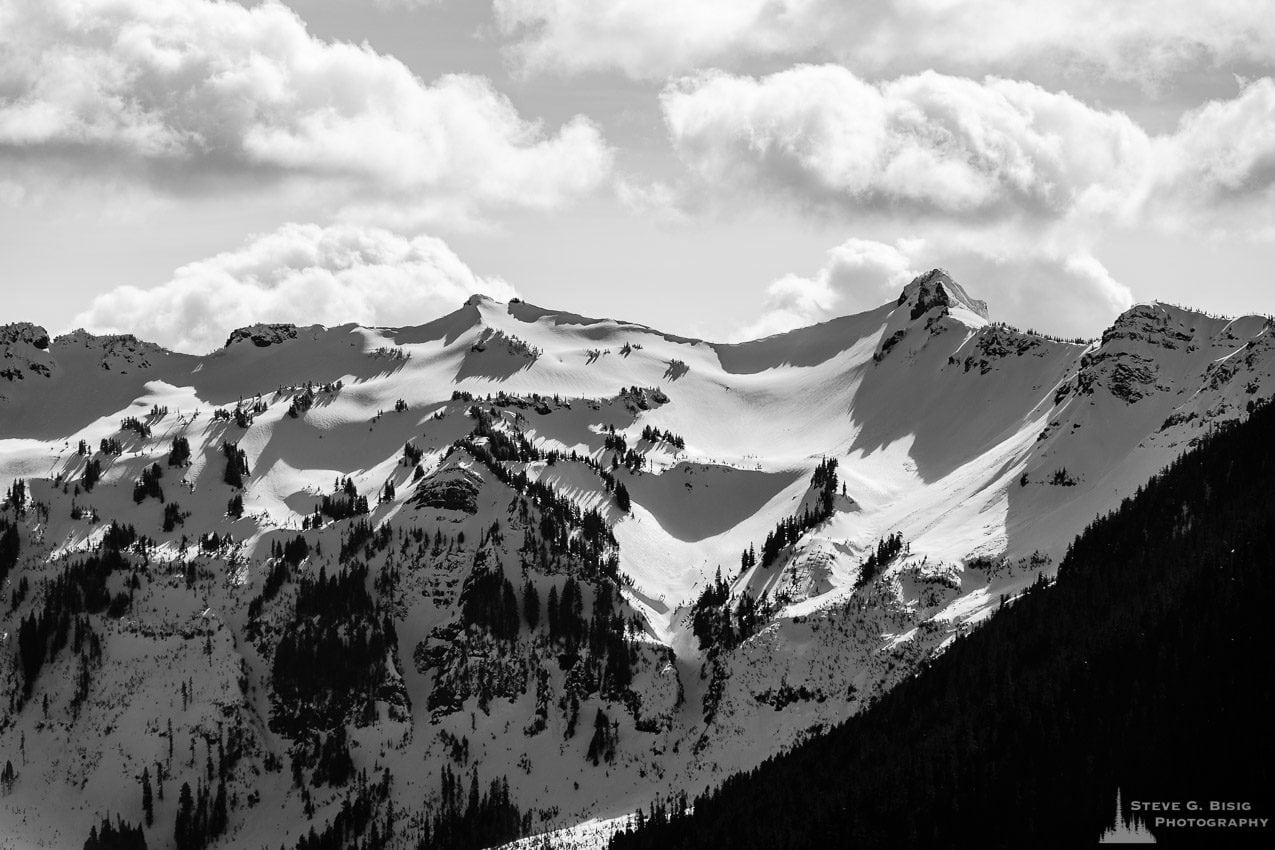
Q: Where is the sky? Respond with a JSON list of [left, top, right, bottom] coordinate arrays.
[[1, 0, 1273, 353]]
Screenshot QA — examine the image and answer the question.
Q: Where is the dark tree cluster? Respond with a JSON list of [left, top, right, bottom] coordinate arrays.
[[458, 558, 520, 641], [162, 502, 186, 533], [0, 517, 18, 588], [248, 556, 292, 621], [120, 416, 151, 438], [295, 769, 392, 850], [855, 532, 904, 588], [547, 577, 635, 694], [83, 816, 147, 850], [198, 531, 231, 553], [3, 478, 27, 514], [604, 430, 628, 454], [418, 767, 528, 850], [600, 426, 645, 473], [274, 534, 311, 567], [1050, 467, 1078, 486], [749, 459, 839, 568], [83, 458, 102, 492], [168, 436, 191, 467], [611, 401, 1275, 850], [307, 478, 370, 527], [462, 440, 619, 580], [339, 519, 393, 563], [470, 405, 544, 463], [102, 521, 138, 550], [689, 569, 770, 653], [235, 403, 260, 428], [99, 437, 123, 456], [17, 545, 127, 698], [613, 481, 631, 512], [221, 442, 248, 489], [132, 463, 164, 504], [403, 441, 424, 466], [173, 778, 227, 850], [271, 564, 392, 746], [586, 708, 618, 765], [287, 386, 316, 418], [640, 425, 685, 449]]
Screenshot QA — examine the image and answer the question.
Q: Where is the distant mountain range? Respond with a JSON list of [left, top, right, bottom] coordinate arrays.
[[2, 270, 1273, 848]]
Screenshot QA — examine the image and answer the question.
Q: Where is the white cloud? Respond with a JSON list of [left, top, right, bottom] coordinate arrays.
[[71, 223, 515, 353], [662, 66, 1275, 238], [0, 0, 612, 223], [737, 238, 915, 339], [1150, 77, 1275, 237], [367, 0, 441, 8], [737, 235, 1132, 341], [495, 0, 826, 80], [494, 0, 1274, 87], [662, 66, 1151, 225]]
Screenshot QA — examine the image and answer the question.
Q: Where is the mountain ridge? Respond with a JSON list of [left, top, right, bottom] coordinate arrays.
[[1, 272, 1273, 848]]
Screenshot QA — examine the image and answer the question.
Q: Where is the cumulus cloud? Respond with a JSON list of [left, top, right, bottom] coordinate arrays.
[[662, 66, 1275, 237], [72, 223, 515, 353], [737, 235, 1132, 341], [1151, 77, 1275, 236], [662, 66, 1149, 225], [0, 0, 612, 223], [494, 0, 1274, 87], [495, 0, 826, 80], [737, 238, 916, 339]]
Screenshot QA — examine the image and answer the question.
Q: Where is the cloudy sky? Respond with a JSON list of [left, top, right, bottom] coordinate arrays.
[[2, 0, 1273, 352]]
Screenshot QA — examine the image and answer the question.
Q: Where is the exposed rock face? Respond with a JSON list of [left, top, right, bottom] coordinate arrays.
[[0, 323, 54, 382], [410, 467, 482, 514], [58, 330, 169, 372], [224, 323, 300, 348], [899, 269, 990, 322], [1076, 304, 1194, 403], [0, 322, 50, 350]]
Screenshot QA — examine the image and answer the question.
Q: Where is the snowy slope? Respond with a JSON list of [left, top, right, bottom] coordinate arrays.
[[2, 272, 1273, 849]]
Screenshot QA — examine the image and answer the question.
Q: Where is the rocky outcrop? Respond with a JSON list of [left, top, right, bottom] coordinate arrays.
[[898, 269, 990, 322], [224, 323, 300, 348], [410, 468, 482, 514], [0, 322, 50, 350]]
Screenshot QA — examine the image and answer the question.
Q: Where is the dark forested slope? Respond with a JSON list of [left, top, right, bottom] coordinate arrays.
[[612, 404, 1275, 849]]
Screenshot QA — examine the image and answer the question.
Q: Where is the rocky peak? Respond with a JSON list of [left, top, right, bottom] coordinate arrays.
[[1099, 303, 1193, 349], [0, 322, 50, 350], [224, 323, 300, 348], [897, 269, 989, 323]]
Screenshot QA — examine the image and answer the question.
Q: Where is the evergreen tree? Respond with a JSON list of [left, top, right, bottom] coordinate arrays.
[[522, 580, 540, 631], [141, 767, 153, 826]]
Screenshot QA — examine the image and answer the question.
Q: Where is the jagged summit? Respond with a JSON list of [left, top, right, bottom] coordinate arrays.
[[0, 322, 50, 350], [897, 269, 990, 323], [224, 323, 301, 348]]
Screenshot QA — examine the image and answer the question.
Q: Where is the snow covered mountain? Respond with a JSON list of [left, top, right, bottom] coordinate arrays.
[[1, 271, 1273, 849]]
